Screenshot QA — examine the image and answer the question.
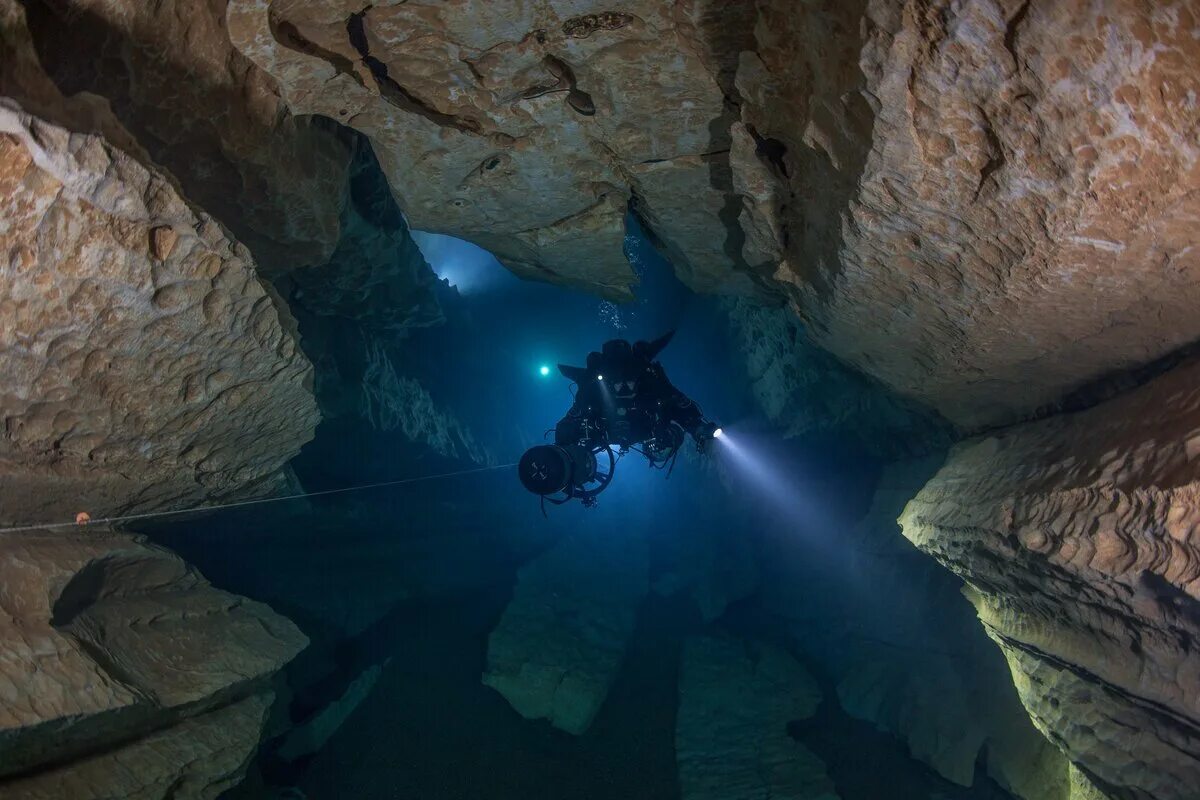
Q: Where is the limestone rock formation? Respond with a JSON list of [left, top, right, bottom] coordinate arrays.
[[226, 0, 770, 300], [15, 0, 353, 273], [676, 635, 837, 800], [0, 101, 320, 526], [483, 527, 648, 734], [0, 528, 307, 797], [761, 455, 1069, 799], [733, 0, 1200, 429], [287, 141, 444, 334], [276, 660, 390, 763], [900, 353, 1200, 800], [723, 297, 956, 458]]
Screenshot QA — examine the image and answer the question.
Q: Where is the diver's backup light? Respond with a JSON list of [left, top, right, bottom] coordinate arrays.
[[596, 374, 605, 381]]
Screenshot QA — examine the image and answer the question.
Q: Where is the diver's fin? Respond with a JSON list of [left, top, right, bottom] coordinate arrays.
[[558, 364, 590, 382], [635, 330, 675, 360]]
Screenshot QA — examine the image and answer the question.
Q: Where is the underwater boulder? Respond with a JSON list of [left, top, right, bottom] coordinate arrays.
[[0, 528, 307, 798], [676, 634, 837, 800], [483, 526, 649, 735]]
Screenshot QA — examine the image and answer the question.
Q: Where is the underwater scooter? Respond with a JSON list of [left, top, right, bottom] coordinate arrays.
[[518, 333, 720, 509]]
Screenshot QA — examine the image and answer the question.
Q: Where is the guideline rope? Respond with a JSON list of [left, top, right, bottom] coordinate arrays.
[[0, 462, 518, 535]]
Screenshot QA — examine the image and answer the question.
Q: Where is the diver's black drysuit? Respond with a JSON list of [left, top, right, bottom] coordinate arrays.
[[553, 336, 713, 450]]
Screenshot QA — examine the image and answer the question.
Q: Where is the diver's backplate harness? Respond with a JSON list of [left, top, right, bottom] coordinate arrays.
[[518, 332, 719, 509]]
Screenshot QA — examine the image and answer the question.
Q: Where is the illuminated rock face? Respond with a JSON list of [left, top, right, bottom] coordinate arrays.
[[0, 529, 307, 798], [734, 0, 1200, 429], [226, 0, 769, 301], [900, 353, 1200, 800], [483, 527, 649, 734], [0, 103, 320, 527]]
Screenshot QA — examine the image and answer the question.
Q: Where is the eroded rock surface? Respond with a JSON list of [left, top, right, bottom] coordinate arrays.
[[724, 298, 956, 458], [483, 527, 648, 734], [734, 0, 1200, 429], [0, 528, 306, 797], [0, 102, 319, 526], [762, 456, 1068, 799], [901, 353, 1200, 800], [16, 0, 353, 273], [676, 635, 837, 800], [227, 0, 770, 300]]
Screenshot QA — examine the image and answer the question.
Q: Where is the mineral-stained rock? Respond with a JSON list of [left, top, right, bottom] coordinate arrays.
[[734, 0, 1200, 429], [483, 527, 648, 734], [900, 353, 1200, 800], [16, 0, 353, 273], [226, 0, 773, 300], [0, 102, 319, 526], [0, 528, 307, 797], [676, 635, 837, 800]]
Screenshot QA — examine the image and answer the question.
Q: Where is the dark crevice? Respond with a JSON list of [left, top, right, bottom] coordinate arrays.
[[516, 54, 595, 117], [745, 124, 790, 179], [637, 148, 730, 166], [1003, 0, 1032, 67], [270, 16, 365, 90], [345, 10, 483, 135], [973, 110, 1006, 201]]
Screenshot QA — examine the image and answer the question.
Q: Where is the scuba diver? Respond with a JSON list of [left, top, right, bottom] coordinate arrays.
[[518, 332, 720, 508]]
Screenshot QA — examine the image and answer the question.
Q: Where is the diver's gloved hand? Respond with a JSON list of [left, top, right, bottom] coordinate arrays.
[[694, 421, 720, 452]]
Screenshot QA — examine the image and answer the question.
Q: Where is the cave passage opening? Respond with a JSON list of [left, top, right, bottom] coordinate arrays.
[[134, 210, 1027, 800]]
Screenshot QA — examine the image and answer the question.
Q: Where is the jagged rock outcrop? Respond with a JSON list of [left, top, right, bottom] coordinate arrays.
[[0, 99, 320, 526], [724, 298, 956, 458], [483, 527, 648, 734], [761, 456, 1069, 799], [226, 0, 771, 300], [0, 528, 307, 798], [676, 635, 837, 800], [900, 353, 1200, 800], [733, 0, 1200, 429], [16, 0, 353, 272]]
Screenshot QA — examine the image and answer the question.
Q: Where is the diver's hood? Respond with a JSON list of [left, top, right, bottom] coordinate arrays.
[[558, 330, 675, 382]]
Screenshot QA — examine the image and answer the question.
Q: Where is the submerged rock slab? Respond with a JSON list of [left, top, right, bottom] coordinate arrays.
[[0, 529, 306, 796], [734, 0, 1200, 429], [676, 635, 837, 800], [483, 528, 648, 734], [900, 354, 1200, 799], [2, 694, 273, 800], [0, 102, 320, 526]]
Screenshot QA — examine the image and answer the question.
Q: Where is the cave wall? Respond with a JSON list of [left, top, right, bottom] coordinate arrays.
[[735, 0, 1200, 430], [901, 353, 1200, 800], [0, 78, 319, 527]]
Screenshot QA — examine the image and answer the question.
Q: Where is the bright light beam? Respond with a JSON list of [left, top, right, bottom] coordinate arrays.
[[539, 365, 551, 377]]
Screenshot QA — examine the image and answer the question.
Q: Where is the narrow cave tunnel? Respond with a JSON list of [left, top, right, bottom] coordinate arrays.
[[2, 3, 1199, 800]]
